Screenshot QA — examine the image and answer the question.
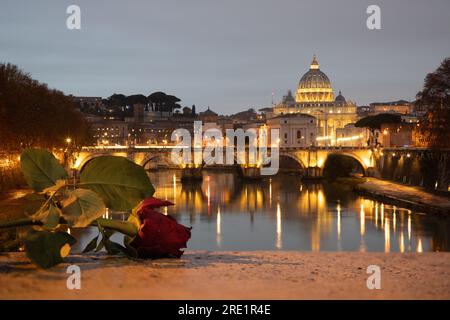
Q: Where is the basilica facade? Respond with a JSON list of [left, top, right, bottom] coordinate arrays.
[[273, 56, 358, 146]]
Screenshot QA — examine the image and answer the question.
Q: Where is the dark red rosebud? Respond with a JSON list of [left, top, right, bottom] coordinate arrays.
[[130, 197, 191, 259]]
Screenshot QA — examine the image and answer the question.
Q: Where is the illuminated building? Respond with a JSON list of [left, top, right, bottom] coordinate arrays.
[[369, 100, 413, 115], [266, 113, 317, 147], [273, 55, 358, 146]]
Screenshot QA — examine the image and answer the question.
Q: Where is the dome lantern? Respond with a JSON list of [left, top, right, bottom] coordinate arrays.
[[310, 54, 319, 70]]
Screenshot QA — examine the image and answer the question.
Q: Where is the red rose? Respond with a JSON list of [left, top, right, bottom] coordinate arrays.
[[130, 197, 191, 258]]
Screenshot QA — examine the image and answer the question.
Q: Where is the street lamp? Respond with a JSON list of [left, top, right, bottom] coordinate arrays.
[[66, 137, 72, 144]]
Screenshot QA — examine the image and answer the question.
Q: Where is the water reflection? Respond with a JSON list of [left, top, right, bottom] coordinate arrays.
[[72, 170, 450, 253], [276, 203, 282, 249]]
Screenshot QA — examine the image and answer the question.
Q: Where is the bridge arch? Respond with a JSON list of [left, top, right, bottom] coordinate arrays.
[[330, 151, 369, 170], [322, 152, 367, 176], [75, 153, 116, 172], [278, 152, 307, 170], [141, 153, 175, 170]]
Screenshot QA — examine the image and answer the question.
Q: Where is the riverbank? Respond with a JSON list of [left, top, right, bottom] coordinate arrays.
[[353, 177, 450, 215], [0, 251, 449, 299]]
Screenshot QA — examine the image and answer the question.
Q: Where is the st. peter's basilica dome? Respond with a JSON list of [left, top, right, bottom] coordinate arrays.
[[295, 55, 334, 104]]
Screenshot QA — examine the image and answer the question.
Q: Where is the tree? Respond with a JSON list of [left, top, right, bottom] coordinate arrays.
[[355, 113, 402, 130], [416, 57, 450, 148], [0, 63, 91, 153], [147, 91, 182, 114], [355, 113, 402, 147], [125, 94, 147, 107]]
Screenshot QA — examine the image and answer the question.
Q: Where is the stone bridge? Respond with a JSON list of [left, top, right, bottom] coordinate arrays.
[[72, 146, 374, 179]]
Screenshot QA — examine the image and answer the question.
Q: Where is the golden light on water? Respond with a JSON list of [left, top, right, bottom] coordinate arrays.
[[206, 175, 211, 214], [317, 190, 325, 207], [408, 214, 412, 241], [217, 207, 221, 235], [216, 206, 222, 247], [393, 211, 396, 232], [137, 171, 439, 253], [399, 232, 405, 253], [269, 179, 272, 207], [173, 174, 177, 199], [276, 202, 282, 249], [337, 203, 341, 240], [384, 218, 390, 253], [417, 238, 423, 253], [360, 203, 365, 236], [374, 203, 378, 228]]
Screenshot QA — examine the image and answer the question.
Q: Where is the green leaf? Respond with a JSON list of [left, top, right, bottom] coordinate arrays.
[[24, 231, 76, 269], [124, 242, 138, 258], [82, 235, 99, 253], [20, 149, 68, 192], [79, 156, 154, 211], [22, 193, 47, 217], [61, 189, 106, 228], [42, 179, 66, 196], [95, 224, 114, 252], [105, 239, 127, 255], [42, 204, 61, 229]]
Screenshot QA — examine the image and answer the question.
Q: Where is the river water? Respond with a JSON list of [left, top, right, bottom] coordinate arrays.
[[72, 170, 449, 253]]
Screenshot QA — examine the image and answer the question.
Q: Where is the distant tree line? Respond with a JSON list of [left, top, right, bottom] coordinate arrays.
[[78, 91, 190, 118], [0, 63, 91, 153]]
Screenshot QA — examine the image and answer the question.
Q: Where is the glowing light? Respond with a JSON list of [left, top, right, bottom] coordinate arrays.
[[317, 157, 325, 167], [316, 136, 332, 141], [216, 207, 222, 247], [276, 203, 282, 249], [384, 218, 390, 253], [217, 207, 221, 235], [269, 179, 272, 207], [173, 174, 177, 199], [374, 203, 379, 228], [417, 238, 423, 253], [337, 203, 341, 241], [393, 206, 396, 232], [399, 232, 405, 253], [360, 203, 365, 236], [336, 135, 363, 142], [408, 213, 411, 241], [207, 176, 211, 214], [317, 190, 325, 207]]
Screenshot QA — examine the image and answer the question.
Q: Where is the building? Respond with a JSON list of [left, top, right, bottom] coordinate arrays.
[[380, 123, 415, 147], [90, 120, 129, 146], [335, 124, 369, 147], [369, 100, 413, 115], [272, 55, 358, 146], [266, 113, 317, 148], [199, 107, 219, 123], [357, 106, 370, 117]]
